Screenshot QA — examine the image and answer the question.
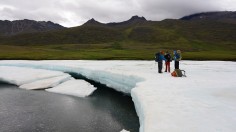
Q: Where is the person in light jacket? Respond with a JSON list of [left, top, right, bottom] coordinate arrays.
[[173, 50, 182, 69]]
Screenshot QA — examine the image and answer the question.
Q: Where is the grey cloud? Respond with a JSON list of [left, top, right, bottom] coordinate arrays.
[[57, 0, 140, 23], [0, 0, 67, 23], [136, 0, 223, 20], [0, 0, 235, 27]]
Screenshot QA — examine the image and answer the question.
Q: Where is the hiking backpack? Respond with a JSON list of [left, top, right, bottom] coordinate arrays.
[[171, 69, 186, 77]]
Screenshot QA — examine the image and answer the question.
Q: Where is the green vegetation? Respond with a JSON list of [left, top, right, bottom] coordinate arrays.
[[0, 19, 235, 60], [0, 41, 235, 60]]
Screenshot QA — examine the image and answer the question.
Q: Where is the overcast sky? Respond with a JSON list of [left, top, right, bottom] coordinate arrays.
[[0, 0, 235, 27]]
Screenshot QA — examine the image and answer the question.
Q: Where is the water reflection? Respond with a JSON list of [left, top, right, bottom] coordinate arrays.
[[0, 80, 139, 132]]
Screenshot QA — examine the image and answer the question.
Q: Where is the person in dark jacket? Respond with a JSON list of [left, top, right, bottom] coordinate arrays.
[[155, 51, 166, 73], [164, 51, 172, 72], [173, 50, 182, 69]]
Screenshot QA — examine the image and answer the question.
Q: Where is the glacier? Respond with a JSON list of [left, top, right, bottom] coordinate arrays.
[[0, 66, 66, 85], [20, 74, 72, 90], [0, 66, 96, 97], [46, 79, 97, 97], [0, 60, 236, 132]]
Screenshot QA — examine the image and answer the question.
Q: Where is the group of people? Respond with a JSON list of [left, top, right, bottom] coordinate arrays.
[[155, 50, 182, 73]]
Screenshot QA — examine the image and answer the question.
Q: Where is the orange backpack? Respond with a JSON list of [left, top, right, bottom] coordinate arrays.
[[171, 69, 186, 77], [171, 71, 177, 77]]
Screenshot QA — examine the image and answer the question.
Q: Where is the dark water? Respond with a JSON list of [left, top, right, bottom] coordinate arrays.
[[0, 75, 139, 132]]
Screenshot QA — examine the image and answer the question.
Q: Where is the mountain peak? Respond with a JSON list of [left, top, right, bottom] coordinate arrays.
[[107, 15, 147, 26], [83, 18, 103, 26], [130, 15, 147, 21], [88, 18, 96, 22]]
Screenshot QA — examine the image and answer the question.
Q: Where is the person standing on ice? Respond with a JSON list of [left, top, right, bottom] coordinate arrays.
[[173, 50, 182, 69], [155, 51, 166, 73], [164, 51, 172, 72]]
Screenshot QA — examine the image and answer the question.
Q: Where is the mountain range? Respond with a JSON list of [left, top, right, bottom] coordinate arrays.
[[0, 19, 64, 36], [0, 11, 235, 60]]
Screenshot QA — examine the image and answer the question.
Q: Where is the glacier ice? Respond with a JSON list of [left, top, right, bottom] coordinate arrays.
[[19, 74, 72, 90], [0, 60, 236, 132], [120, 129, 130, 132], [0, 66, 65, 85], [0, 65, 96, 97], [46, 79, 97, 97]]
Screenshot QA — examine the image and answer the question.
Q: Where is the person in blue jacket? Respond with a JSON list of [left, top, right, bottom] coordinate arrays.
[[173, 50, 182, 69], [155, 51, 166, 73]]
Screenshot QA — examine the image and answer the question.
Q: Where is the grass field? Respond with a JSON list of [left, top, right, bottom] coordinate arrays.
[[0, 41, 235, 60]]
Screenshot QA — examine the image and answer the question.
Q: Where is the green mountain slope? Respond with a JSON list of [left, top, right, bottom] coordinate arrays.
[[0, 12, 236, 60]]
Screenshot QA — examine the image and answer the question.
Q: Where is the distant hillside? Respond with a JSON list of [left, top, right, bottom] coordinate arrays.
[[83, 16, 148, 28], [180, 11, 236, 24], [1, 14, 235, 45], [0, 19, 65, 36], [107, 15, 147, 27], [0, 12, 235, 60], [0, 25, 124, 44]]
